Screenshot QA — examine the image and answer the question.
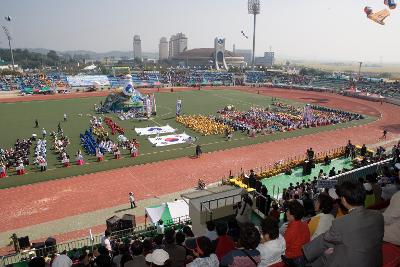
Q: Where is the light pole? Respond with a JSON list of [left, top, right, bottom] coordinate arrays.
[[358, 61, 363, 80], [1, 17, 15, 70], [248, 0, 260, 70]]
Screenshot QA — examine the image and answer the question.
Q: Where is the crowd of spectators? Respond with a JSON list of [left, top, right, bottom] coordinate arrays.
[[25, 171, 399, 267], [1, 71, 399, 100], [356, 79, 400, 99], [20, 140, 400, 267], [245, 71, 268, 84]]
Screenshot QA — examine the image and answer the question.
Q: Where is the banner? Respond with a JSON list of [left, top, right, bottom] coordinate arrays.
[[66, 75, 110, 87], [148, 133, 191, 147], [316, 179, 337, 189], [135, 125, 176, 136], [176, 99, 182, 116]]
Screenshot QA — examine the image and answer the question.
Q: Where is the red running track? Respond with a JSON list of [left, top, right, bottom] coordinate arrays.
[[0, 87, 399, 233]]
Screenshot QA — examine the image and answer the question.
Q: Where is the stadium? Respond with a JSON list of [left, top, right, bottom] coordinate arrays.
[[1, 1, 400, 267]]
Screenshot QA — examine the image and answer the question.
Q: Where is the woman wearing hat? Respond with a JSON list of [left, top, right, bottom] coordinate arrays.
[[186, 236, 219, 267]]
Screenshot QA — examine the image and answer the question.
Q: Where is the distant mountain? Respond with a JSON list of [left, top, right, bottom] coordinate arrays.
[[25, 48, 158, 60]]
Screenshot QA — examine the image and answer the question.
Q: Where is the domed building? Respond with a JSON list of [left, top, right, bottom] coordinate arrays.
[[170, 38, 245, 70]]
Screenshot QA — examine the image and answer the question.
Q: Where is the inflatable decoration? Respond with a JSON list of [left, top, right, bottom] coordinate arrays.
[[364, 7, 390, 25], [384, 0, 397, 9]]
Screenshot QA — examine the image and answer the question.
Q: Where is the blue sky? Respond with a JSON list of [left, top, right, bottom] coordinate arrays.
[[1, 0, 400, 62]]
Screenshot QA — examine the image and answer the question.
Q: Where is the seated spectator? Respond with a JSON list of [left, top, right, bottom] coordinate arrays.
[[257, 216, 286, 267], [145, 249, 170, 267], [175, 231, 194, 262], [282, 200, 310, 266], [381, 173, 400, 201], [119, 253, 132, 267], [383, 191, 400, 245], [364, 182, 375, 208], [303, 181, 384, 267], [112, 244, 125, 267], [220, 222, 261, 267], [76, 252, 90, 267], [213, 222, 235, 261], [308, 193, 334, 240], [142, 238, 154, 257], [205, 221, 218, 241], [367, 174, 382, 204], [28, 257, 45, 267], [154, 234, 164, 249], [163, 228, 186, 267], [302, 192, 315, 217], [52, 253, 73, 267], [182, 226, 195, 239], [227, 219, 240, 243], [269, 203, 280, 221], [125, 240, 146, 267], [186, 236, 219, 267]]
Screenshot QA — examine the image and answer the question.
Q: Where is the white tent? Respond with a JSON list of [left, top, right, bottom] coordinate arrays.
[[145, 200, 189, 224], [84, 64, 97, 70]]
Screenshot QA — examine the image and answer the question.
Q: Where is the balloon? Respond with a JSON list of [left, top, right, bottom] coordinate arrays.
[[364, 6, 373, 15], [365, 8, 390, 25], [123, 83, 135, 96], [384, 0, 397, 9]]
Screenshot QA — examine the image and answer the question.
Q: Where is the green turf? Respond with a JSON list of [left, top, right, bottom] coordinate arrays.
[[261, 157, 353, 198], [0, 89, 376, 189]]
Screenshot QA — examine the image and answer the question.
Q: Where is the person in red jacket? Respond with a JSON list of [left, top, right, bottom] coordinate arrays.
[[214, 222, 235, 261], [282, 200, 310, 266]]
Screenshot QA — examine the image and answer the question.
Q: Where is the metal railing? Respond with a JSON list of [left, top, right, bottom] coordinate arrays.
[[328, 158, 392, 185], [1, 215, 191, 266]]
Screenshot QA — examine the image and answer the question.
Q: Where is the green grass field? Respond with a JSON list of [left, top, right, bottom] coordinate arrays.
[[0, 89, 376, 189]]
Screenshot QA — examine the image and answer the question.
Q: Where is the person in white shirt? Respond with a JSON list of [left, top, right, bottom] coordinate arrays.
[[100, 230, 112, 252], [156, 220, 165, 235], [52, 254, 72, 267], [129, 192, 136, 208], [204, 221, 218, 241], [257, 216, 286, 267], [308, 193, 335, 240]]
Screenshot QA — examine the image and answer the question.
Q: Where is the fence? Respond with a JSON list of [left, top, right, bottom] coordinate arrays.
[[328, 158, 393, 185], [1, 215, 191, 267]]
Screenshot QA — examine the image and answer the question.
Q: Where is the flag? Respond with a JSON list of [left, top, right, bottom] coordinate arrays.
[[89, 229, 94, 241], [176, 100, 182, 116]]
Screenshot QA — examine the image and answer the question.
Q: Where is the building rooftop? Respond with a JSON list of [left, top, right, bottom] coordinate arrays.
[[172, 48, 236, 60]]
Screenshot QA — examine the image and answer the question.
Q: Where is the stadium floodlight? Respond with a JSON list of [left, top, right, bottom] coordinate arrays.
[[248, 0, 261, 69], [248, 0, 260, 15], [1, 16, 15, 71]]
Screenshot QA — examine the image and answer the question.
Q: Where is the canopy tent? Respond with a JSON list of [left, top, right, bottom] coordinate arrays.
[[145, 200, 189, 225]]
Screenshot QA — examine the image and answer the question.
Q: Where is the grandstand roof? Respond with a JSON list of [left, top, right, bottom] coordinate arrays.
[[172, 48, 235, 60]]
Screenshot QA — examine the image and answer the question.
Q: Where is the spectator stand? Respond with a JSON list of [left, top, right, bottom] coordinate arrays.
[[1, 215, 191, 266]]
